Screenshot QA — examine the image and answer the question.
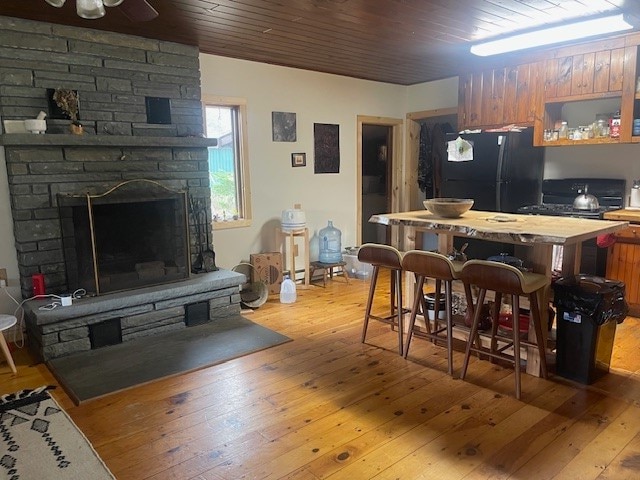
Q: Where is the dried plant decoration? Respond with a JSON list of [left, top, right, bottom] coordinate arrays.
[[52, 88, 80, 125]]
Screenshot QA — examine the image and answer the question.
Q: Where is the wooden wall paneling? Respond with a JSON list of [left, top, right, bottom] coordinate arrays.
[[619, 46, 638, 141], [556, 56, 573, 97], [469, 72, 484, 127], [544, 59, 559, 99], [532, 61, 546, 146], [458, 73, 471, 130], [609, 48, 626, 92], [570, 54, 585, 96], [503, 65, 519, 123], [515, 63, 533, 123], [482, 68, 505, 126], [580, 52, 595, 94], [593, 50, 612, 93]]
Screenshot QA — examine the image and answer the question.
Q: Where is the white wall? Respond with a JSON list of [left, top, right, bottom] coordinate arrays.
[[200, 54, 408, 269], [544, 144, 640, 204], [406, 77, 460, 111]]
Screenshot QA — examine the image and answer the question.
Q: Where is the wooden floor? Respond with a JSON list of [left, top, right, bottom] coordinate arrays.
[[2, 272, 640, 479]]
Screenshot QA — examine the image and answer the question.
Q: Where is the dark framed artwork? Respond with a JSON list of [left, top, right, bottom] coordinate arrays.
[[272, 111, 297, 142], [313, 123, 340, 174], [291, 152, 306, 167]]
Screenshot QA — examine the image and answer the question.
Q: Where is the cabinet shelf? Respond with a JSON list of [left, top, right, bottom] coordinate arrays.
[[543, 137, 621, 147]]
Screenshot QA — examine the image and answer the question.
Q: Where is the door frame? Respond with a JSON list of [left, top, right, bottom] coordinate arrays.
[[356, 115, 403, 246]]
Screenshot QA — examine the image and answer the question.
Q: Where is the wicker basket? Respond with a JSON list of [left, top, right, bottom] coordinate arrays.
[[232, 263, 269, 308]]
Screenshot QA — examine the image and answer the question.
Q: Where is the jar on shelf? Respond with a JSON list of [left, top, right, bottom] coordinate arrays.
[[558, 121, 568, 139], [609, 111, 621, 138]]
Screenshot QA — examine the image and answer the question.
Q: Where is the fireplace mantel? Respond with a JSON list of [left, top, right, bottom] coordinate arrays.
[[1, 134, 217, 148]]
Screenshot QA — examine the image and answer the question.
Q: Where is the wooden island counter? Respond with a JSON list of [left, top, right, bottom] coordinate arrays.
[[369, 209, 629, 376]]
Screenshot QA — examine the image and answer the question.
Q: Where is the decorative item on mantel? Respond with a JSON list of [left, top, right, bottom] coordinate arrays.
[[52, 88, 83, 135]]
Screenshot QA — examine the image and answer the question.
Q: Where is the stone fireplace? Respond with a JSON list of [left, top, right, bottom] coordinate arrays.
[[0, 17, 244, 360]]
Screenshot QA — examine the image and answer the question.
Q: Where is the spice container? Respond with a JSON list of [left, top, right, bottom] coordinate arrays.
[[609, 111, 621, 138], [558, 121, 568, 139]]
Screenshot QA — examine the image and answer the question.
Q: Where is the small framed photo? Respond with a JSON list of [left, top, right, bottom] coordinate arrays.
[[291, 152, 306, 167]]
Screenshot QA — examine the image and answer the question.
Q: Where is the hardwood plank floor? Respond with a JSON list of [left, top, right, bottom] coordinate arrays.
[[1, 272, 640, 479]]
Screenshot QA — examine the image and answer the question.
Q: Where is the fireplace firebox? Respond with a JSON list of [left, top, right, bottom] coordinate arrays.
[[59, 179, 190, 295]]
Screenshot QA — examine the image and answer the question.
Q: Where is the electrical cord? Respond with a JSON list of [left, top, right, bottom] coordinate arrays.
[[0, 285, 89, 349]]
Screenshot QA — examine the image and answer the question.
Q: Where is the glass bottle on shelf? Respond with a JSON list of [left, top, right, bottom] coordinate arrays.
[[558, 121, 568, 139]]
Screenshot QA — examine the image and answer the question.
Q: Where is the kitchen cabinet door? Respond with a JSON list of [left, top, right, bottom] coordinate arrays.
[[606, 225, 640, 316], [458, 62, 542, 130], [545, 48, 625, 100]]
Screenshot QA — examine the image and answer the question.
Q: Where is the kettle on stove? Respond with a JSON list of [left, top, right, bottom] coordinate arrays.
[[573, 184, 600, 211]]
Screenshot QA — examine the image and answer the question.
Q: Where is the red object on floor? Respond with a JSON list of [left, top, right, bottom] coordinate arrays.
[[498, 312, 530, 335]]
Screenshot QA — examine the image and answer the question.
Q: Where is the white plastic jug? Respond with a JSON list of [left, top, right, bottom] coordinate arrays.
[[279, 275, 297, 303]]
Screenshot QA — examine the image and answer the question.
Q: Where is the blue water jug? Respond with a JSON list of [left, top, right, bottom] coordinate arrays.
[[319, 220, 343, 263]]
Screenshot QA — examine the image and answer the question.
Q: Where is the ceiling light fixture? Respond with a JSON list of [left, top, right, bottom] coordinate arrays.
[[44, 0, 125, 20], [470, 13, 633, 57]]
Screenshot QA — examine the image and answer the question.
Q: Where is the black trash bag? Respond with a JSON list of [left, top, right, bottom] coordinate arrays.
[[552, 274, 628, 326]]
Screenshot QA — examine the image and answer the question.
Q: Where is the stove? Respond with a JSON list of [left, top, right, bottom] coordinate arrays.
[[517, 178, 626, 219], [517, 178, 626, 277], [517, 203, 619, 219]]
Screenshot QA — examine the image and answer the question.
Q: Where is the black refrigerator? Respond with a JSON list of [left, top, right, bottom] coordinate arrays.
[[440, 128, 544, 258]]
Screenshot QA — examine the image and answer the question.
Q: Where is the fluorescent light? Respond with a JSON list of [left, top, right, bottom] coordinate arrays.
[[470, 14, 633, 56]]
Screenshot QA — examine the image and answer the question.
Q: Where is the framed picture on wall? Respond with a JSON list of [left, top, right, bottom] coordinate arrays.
[[272, 111, 297, 142], [313, 123, 340, 173], [291, 152, 306, 167]]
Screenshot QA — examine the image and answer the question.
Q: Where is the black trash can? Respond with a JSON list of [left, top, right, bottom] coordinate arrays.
[[552, 274, 628, 384]]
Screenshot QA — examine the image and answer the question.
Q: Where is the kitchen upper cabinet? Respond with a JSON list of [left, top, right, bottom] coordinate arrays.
[[458, 62, 543, 130], [535, 42, 639, 146], [544, 48, 625, 99]]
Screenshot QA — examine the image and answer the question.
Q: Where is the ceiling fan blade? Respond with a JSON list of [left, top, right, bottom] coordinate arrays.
[[119, 0, 158, 22]]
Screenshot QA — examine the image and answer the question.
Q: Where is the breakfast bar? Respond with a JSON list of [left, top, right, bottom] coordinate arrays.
[[369, 209, 629, 376]]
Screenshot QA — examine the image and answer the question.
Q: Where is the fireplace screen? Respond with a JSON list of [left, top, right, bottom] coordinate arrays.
[[59, 180, 190, 295]]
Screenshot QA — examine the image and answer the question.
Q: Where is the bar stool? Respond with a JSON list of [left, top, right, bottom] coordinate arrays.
[[0, 314, 17, 374], [459, 260, 548, 399], [358, 243, 406, 355], [402, 250, 464, 376]]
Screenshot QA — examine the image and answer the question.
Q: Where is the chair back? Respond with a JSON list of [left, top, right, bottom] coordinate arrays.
[[401, 250, 460, 281], [460, 259, 526, 295], [358, 243, 403, 270]]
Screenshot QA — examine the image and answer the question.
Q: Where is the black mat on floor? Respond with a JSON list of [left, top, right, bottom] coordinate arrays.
[[47, 315, 291, 404]]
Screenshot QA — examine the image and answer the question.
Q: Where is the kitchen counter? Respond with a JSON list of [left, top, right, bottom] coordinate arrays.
[[370, 209, 628, 250], [369, 209, 629, 377], [603, 208, 640, 222]]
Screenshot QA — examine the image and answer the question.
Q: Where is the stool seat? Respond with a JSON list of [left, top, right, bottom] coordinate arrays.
[[459, 260, 549, 399], [0, 314, 17, 374], [0, 314, 17, 330], [402, 250, 463, 375]]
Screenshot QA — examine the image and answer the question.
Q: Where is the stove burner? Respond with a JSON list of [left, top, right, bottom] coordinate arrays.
[[517, 203, 615, 219]]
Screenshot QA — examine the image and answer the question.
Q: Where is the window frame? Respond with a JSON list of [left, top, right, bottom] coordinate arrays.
[[202, 95, 252, 230]]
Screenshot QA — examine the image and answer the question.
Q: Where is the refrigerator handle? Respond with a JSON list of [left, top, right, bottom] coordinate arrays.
[[495, 135, 506, 211]]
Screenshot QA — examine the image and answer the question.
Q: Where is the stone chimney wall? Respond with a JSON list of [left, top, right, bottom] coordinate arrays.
[[0, 16, 214, 297]]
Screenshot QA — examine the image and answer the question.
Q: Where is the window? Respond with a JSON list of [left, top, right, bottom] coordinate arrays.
[[202, 95, 251, 228]]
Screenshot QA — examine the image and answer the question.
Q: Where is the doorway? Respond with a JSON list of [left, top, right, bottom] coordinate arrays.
[[356, 116, 403, 246], [361, 124, 391, 244]]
